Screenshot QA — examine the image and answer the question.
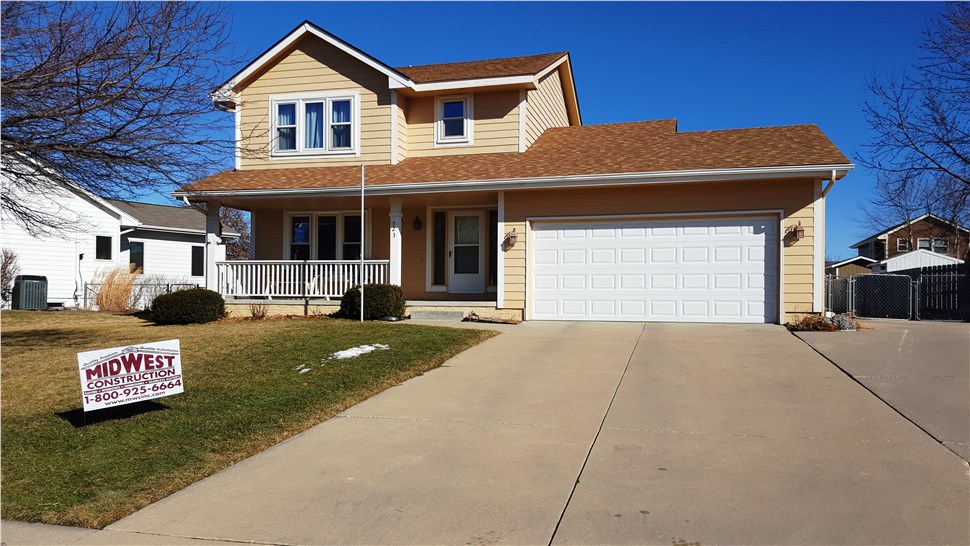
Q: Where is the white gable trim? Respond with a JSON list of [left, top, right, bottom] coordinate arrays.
[[214, 22, 413, 101], [827, 256, 876, 269]]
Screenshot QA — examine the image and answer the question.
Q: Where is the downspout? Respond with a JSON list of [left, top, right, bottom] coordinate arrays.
[[822, 169, 837, 197]]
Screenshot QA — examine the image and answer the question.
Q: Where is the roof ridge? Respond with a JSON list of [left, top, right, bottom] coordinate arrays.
[[676, 123, 821, 135]]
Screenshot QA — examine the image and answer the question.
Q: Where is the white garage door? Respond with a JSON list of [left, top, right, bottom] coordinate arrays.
[[530, 216, 779, 323]]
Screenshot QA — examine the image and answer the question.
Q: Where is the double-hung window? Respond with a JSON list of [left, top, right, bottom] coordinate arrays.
[[932, 238, 948, 253], [435, 95, 473, 145], [272, 92, 358, 156], [897, 238, 910, 252]]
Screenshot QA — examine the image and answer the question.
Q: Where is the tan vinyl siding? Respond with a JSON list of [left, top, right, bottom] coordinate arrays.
[[407, 91, 520, 157], [396, 95, 408, 162], [501, 178, 818, 321], [525, 69, 569, 147], [252, 209, 284, 260], [237, 36, 392, 169]]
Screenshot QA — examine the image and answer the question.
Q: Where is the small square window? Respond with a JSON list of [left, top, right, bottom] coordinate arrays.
[[95, 236, 112, 260], [897, 238, 910, 252]]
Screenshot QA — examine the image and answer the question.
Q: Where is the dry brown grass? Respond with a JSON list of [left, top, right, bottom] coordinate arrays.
[[92, 265, 142, 312], [1, 310, 494, 528], [249, 302, 268, 320]]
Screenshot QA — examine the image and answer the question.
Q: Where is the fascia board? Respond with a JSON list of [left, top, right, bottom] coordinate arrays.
[[392, 75, 537, 92], [175, 163, 855, 201]]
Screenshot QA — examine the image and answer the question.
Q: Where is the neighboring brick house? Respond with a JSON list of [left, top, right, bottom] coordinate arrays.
[[851, 214, 970, 262]]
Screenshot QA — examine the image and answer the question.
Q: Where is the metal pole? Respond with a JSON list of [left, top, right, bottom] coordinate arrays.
[[360, 163, 365, 323]]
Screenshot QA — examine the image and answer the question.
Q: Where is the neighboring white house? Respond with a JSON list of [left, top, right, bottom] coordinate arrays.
[[870, 249, 965, 273], [2, 175, 237, 308]]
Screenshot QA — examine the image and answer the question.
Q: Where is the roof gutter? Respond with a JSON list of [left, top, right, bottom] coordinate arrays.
[[174, 163, 855, 201]]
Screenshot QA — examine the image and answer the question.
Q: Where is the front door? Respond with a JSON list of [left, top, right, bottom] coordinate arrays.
[[448, 211, 485, 293]]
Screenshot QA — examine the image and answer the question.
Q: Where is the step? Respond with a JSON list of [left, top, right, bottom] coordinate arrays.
[[408, 309, 467, 321]]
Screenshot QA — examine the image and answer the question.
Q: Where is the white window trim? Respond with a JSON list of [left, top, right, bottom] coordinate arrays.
[[897, 238, 910, 252], [434, 94, 474, 147], [284, 211, 372, 260], [269, 90, 361, 159]]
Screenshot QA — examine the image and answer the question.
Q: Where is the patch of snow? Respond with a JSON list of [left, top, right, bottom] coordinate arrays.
[[299, 368, 311, 374], [324, 344, 390, 361]]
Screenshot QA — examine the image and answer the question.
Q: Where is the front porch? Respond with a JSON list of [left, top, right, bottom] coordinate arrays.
[[199, 188, 514, 311]]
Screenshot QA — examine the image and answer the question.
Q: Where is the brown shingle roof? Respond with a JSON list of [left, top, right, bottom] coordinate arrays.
[[108, 199, 240, 235], [182, 121, 850, 194], [396, 52, 567, 83]]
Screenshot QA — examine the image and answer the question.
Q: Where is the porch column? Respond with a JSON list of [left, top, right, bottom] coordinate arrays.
[[205, 202, 222, 292], [389, 200, 403, 286]]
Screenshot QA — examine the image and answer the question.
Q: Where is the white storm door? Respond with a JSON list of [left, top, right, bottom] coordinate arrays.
[[448, 212, 485, 293]]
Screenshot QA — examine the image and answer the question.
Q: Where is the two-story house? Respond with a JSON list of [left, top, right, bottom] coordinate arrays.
[[851, 214, 970, 262], [177, 21, 853, 324]]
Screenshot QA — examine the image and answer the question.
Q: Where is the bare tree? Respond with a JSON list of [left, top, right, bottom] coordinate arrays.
[[1, 2, 240, 233], [862, 2, 969, 224], [220, 207, 251, 260], [1, 248, 21, 305]]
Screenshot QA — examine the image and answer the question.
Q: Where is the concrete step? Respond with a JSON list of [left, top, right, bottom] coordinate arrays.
[[408, 309, 467, 321]]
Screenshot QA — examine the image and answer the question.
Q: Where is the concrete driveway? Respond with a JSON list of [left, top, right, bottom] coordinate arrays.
[[5, 322, 968, 545], [795, 320, 970, 462]]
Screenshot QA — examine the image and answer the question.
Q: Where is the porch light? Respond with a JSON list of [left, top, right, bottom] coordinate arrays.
[[504, 228, 518, 248], [413, 216, 422, 231], [787, 221, 805, 241]]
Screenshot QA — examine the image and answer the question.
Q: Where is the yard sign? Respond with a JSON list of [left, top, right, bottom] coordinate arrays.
[[77, 339, 184, 411]]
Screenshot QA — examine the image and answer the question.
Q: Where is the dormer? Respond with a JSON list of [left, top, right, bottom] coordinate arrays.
[[212, 21, 581, 170]]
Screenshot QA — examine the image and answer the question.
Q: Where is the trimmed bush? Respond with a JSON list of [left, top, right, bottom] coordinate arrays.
[[151, 288, 225, 325], [339, 284, 406, 320]]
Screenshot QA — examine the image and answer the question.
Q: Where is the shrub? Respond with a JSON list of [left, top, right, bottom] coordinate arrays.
[[249, 303, 268, 320], [786, 313, 859, 332], [339, 284, 406, 320], [151, 288, 225, 325]]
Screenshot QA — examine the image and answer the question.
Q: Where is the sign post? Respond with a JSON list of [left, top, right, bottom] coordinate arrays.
[[77, 339, 184, 412]]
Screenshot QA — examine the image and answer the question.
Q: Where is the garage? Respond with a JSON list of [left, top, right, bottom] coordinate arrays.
[[530, 215, 779, 323]]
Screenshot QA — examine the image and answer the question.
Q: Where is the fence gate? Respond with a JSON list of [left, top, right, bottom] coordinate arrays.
[[850, 274, 913, 320]]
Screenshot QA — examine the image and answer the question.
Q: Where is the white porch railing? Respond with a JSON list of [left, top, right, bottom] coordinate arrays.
[[216, 260, 391, 299]]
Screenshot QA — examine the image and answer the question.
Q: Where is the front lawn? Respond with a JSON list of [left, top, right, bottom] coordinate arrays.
[[1, 311, 494, 528]]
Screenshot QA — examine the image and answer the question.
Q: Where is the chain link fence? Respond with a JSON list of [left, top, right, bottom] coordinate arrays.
[[84, 282, 198, 311], [826, 269, 969, 321]]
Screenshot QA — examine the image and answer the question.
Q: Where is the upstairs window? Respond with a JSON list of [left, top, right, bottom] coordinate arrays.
[[897, 238, 910, 252], [933, 238, 948, 253], [271, 92, 358, 156], [917, 238, 931, 251], [435, 95, 473, 145]]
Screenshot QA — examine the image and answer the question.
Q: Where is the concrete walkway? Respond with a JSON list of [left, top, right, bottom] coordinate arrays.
[[4, 323, 968, 545]]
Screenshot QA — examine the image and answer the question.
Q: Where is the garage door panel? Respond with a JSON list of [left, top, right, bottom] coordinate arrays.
[[531, 216, 779, 323]]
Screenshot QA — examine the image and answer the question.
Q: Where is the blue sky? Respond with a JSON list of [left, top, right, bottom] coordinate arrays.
[[199, 1, 943, 258]]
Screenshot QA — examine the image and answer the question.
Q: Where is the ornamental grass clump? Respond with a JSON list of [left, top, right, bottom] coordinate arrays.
[[339, 284, 406, 320], [785, 313, 859, 331], [93, 265, 141, 312], [151, 288, 225, 325]]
